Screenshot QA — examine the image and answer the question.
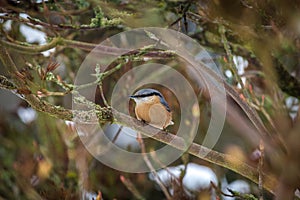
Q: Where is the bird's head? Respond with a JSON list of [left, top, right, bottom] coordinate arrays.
[[130, 89, 171, 112]]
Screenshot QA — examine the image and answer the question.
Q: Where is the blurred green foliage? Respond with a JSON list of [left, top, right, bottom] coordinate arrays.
[[0, 0, 300, 199]]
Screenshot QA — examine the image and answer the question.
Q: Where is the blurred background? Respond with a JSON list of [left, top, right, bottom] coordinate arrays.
[[0, 0, 300, 199]]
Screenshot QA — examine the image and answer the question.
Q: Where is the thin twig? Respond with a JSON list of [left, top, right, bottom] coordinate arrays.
[[149, 151, 181, 185], [111, 126, 123, 143], [219, 25, 250, 99], [0, 14, 111, 31], [259, 140, 264, 200], [120, 175, 146, 200], [0, 38, 62, 55], [136, 133, 172, 200], [210, 181, 234, 198], [99, 83, 109, 107], [74, 63, 122, 91]]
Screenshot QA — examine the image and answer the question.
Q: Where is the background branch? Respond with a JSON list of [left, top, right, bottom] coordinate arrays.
[[0, 43, 279, 194]]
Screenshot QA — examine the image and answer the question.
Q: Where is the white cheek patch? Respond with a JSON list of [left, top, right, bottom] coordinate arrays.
[[134, 96, 152, 103], [133, 98, 140, 103], [143, 96, 153, 102]]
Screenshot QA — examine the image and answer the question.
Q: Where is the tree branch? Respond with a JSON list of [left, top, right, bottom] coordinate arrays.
[[0, 37, 62, 55], [0, 52, 277, 194], [113, 110, 277, 194], [0, 36, 130, 55]]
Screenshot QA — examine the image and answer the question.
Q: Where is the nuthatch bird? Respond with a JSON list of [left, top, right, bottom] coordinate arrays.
[[130, 89, 174, 130]]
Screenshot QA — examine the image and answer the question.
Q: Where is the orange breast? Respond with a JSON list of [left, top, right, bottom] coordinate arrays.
[[135, 102, 151, 122], [135, 102, 172, 129]]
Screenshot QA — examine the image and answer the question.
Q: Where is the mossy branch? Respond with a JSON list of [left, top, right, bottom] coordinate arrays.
[[0, 46, 277, 194], [0, 38, 62, 55], [0, 35, 130, 55], [0, 75, 278, 193]]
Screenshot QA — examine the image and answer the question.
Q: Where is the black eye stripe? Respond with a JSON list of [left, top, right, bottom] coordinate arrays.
[[131, 92, 163, 98], [130, 89, 171, 112]]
